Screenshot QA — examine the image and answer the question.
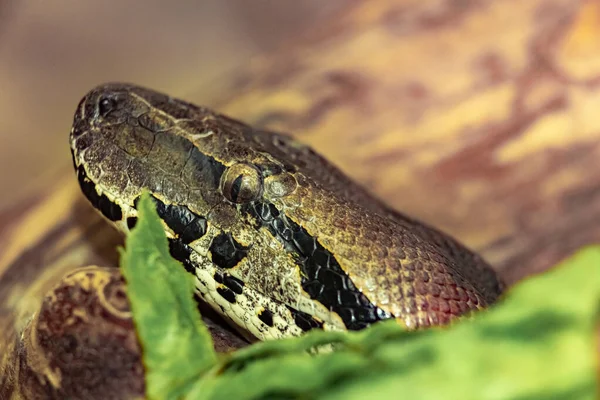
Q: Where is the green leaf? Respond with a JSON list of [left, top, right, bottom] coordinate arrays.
[[120, 191, 217, 400], [189, 246, 600, 400], [120, 191, 599, 400]]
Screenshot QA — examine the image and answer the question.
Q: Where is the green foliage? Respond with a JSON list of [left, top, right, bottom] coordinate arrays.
[[119, 191, 217, 400], [121, 192, 600, 400]]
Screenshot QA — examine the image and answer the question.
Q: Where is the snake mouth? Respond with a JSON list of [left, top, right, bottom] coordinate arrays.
[[73, 153, 125, 223], [70, 101, 127, 225]]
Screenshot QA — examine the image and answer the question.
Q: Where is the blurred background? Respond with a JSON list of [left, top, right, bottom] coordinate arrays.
[[2, 3, 599, 391], [0, 0, 350, 209], [1, 0, 599, 285]]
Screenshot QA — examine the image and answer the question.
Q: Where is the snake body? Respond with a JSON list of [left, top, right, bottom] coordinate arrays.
[[69, 83, 504, 341]]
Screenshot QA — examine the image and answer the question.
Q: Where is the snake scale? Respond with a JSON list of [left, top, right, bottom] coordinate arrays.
[[69, 83, 504, 342]]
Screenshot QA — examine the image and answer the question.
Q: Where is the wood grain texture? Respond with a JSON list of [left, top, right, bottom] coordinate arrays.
[[2, 0, 600, 396]]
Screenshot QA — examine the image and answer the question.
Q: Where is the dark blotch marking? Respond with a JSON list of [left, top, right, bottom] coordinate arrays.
[[209, 233, 250, 269], [214, 271, 244, 294], [246, 202, 392, 331], [291, 230, 316, 257], [217, 286, 237, 304], [242, 201, 272, 225], [167, 238, 196, 274], [134, 194, 207, 244], [76, 165, 123, 222], [271, 218, 293, 241], [185, 146, 227, 190], [223, 275, 244, 295], [126, 217, 137, 230], [258, 309, 274, 327], [285, 306, 323, 332]]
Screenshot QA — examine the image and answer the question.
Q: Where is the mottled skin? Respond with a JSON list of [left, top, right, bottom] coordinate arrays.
[[7, 267, 145, 400], [69, 83, 503, 338], [3, 266, 248, 400]]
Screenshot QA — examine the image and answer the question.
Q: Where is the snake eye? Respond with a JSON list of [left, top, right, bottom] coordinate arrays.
[[221, 163, 263, 204], [98, 95, 117, 117]]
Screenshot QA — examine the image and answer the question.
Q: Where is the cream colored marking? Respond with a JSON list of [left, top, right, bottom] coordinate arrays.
[[188, 130, 215, 140]]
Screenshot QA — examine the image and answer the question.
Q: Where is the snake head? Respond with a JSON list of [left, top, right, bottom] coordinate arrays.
[[69, 83, 503, 340]]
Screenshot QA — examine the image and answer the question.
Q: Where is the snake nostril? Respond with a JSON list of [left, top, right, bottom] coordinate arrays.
[[98, 95, 117, 117]]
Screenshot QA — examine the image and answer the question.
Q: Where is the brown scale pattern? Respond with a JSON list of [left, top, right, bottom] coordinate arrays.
[[279, 176, 489, 328], [203, 94, 501, 327]]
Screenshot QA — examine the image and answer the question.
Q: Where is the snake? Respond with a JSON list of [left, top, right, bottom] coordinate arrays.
[[69, 83, 504, 342]]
